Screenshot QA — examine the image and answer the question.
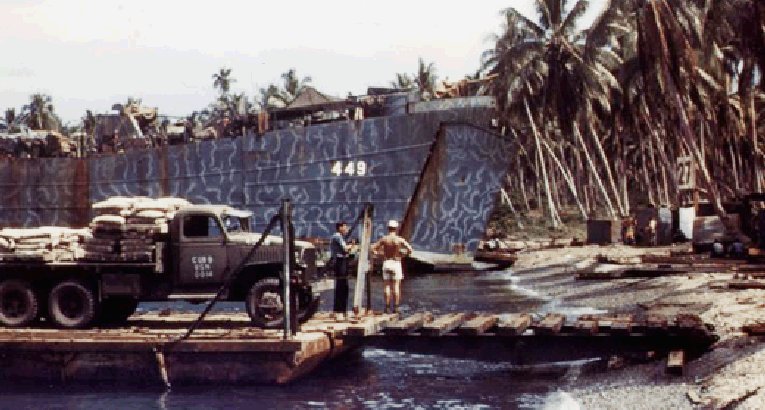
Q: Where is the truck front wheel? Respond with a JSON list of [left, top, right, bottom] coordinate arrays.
[[0, 279, 39, 327], [246, 278, 315, 329], [48, 280, 97, 329]]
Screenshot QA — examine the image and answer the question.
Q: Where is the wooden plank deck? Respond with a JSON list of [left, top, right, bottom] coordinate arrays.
[[496, 313, 532, 336], [421, 313, 468, 336], [383, 312, 434, 335], [457, 314, 498, 336], [535, 314, 566, 335]]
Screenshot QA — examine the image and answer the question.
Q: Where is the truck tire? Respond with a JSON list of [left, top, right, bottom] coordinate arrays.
[[48, 280, 97, 329], [0, 279, 39, 327], [246, 278, 315, 329], [99, 297, 138, 325]]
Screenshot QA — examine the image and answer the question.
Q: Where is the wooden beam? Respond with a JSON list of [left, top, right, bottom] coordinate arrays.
[[496, 314, 532, 336], [594, 314, 634, 334], [743, 322, 765, 335], [383, 312, 434, 335], [345, 314, 398, 337], [646, 314, 669, 334], [574, 318, 599, 335], [610, 319, 633, 335], [421, 313, 468, 336], [666, 350, 685, 375], [457, 315, 498, 336], [535, 314, 565, 335], [728, 280, 765, 289]]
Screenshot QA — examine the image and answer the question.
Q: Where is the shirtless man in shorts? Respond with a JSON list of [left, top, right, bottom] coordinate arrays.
[[372, 220, 413, 313]]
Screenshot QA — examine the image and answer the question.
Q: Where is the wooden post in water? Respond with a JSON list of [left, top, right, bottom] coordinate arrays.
[[354, 203, 374, 314]]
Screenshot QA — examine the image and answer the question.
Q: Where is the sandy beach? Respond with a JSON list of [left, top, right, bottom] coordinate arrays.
[[510, 244, 765, 409]]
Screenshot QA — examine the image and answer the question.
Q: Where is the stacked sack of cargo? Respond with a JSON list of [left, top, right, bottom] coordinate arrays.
[[84, 196, 191, 262], [0, 227, 90, 262]]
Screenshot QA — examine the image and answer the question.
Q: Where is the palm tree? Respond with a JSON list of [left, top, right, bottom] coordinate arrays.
[[414, 58, 438, 97], [22, 93, 60, 131], [258, 84, 282, 109], [230, 93, 250, 115], [390, 73, 414, 90], [483, 0, 626, 224], [632, 0, 755, 233], [82, 110, 95, 135], [277, 68, 312, 105], [212, 68, 236, 96], [4, 108, 15, 131]]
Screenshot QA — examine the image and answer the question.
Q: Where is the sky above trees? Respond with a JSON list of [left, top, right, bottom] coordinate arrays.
[[0, 0, 605, 123]]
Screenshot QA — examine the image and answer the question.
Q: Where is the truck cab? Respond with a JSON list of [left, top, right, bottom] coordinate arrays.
[[154, 205, 320, 327]]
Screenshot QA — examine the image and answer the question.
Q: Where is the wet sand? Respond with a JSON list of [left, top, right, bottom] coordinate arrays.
[[512, 244, 765, 409]]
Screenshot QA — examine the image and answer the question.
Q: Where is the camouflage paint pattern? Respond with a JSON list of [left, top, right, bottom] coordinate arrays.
[[0, 106, 507, 253], [402, 124, 511, 253]]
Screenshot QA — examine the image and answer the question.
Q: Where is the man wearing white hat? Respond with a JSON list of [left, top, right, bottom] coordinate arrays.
[[372, 220, 413, 313]]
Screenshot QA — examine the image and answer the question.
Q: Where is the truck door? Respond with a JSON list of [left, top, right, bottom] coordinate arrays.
[[177, 213, 229, 287]]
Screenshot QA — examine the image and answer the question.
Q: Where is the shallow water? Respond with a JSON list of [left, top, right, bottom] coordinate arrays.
[[0, 269, 599, 409]]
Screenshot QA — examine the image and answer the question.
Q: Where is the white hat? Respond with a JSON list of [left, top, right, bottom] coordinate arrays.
[[387, 220, 399, 229]]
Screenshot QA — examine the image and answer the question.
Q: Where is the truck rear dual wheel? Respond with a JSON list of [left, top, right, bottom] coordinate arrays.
[[48, 280, 97, 329], [0, 279, 39, 327], [246, 278, 316, 329]]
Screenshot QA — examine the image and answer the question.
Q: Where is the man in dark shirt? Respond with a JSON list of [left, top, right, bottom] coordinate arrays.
[[330, 221, 355, 316]]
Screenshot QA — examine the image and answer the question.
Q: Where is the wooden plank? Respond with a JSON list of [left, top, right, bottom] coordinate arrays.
[[646, 314, 669, 334], [574, 318, 599, 335], [344, 314, 397, 337], [609, 314, 635, 334], [728, 280, 765, 290], [353, 206, 373, 312], [496, 313, 532, 336], [666, 350, 685, 375], [674, 313, 704, 331], [457, 314, 498, 336], [588, 314, 634, 333], [742, 322, 765, 335], [535, 313, 565, 335], [421, 313, 468, 336], [383, 312, 433, 335]]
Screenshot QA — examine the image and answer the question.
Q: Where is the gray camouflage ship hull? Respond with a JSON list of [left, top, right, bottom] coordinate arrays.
[[0, 99, 511, 253]]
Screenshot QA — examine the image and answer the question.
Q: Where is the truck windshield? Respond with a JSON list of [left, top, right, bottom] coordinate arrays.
[[222, 215, 250, 233]]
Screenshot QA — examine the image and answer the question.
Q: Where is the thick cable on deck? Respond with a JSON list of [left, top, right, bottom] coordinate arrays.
[[169, 211, 282, 345]]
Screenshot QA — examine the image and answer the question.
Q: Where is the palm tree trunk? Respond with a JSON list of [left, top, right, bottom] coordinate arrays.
[[729, 144, 740, 192], [525, 98, 560, 228], [751, 92, 762, 192], [589, 123, 624, 215], [500, 187, 524, 229], [574, 122, 616, 218], [642, 154, 656, 206], [540, 138, 587, 219], [519, 169, 531, 212]]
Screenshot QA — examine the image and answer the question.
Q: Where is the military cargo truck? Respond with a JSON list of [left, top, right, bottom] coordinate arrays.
[[0, 204, 320, 329]]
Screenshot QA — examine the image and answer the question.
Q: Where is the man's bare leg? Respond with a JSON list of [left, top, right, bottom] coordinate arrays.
[[383, 280, 393, 313], [393, 279, 401, 312]]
